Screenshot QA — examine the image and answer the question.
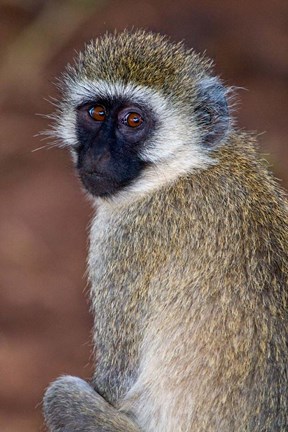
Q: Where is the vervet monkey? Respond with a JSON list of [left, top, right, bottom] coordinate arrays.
[[43, 30, 288, 432]]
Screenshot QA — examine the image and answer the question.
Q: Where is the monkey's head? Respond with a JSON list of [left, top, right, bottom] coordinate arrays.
[[54, 30, 231, 201]]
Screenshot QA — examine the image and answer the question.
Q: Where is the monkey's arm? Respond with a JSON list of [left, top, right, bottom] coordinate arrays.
[[43, 376, 141, 432]]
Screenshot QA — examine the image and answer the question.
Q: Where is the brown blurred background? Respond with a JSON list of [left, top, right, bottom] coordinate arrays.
[[0, 1, 287, 431]]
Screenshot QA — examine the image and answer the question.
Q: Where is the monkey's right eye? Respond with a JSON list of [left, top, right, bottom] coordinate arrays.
[[88, 105, 106, 121]]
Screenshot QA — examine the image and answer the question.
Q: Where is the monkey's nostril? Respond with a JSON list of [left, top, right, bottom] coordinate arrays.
[[91, 149, 111, 167], [79, 148, 111, 174], [97, 151, 110, 163]]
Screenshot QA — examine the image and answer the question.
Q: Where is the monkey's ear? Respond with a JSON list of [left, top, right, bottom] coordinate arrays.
[[194, 77, 230, 147]]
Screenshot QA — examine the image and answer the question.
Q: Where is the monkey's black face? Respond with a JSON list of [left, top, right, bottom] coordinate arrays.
[[75, 98, 154, 197]]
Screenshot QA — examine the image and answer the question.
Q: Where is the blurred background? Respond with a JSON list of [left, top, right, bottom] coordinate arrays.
[[0, 1, 287, 431]]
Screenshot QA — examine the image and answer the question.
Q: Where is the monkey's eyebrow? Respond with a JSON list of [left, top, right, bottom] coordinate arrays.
[[71, 91, 108, 108], [67, 79, 161, 110], [68, 80, 120, 104], [75, 98, 103, 108]]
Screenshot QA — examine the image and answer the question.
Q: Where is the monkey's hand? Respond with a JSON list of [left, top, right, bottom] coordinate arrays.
[[43, 376, 140, 432]]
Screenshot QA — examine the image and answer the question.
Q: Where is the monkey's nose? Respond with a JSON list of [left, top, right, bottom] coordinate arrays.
[[81, 147, 111, 173]]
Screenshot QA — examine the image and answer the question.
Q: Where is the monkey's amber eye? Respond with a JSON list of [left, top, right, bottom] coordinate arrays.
[[88, 105, 106, 121], [124, 112, 143, 128]]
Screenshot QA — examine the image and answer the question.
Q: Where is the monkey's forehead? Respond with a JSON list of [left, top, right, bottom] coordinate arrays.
[[66, 30, 212, 100]]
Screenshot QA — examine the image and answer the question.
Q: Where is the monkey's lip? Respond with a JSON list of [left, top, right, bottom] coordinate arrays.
[[82, 171, 104, 180], [79, 170, 120, 197]]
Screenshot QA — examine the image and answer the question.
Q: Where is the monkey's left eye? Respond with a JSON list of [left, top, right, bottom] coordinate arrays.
[[123, 112, 143, 128], [88, 105, 106, 121]]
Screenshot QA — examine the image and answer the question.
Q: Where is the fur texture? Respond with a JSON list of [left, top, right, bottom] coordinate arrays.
[[43, 30, 288, 432]]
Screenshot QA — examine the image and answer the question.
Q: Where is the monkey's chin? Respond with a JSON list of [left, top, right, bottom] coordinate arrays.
[[79, 171, 122, 198]]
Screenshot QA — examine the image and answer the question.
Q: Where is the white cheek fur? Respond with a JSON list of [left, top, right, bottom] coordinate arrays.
[[55, 108, 77, 148]]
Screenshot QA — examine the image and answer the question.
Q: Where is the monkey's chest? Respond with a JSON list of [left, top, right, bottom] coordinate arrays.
[[88, 209, 155, 403], [90, 268, 146, 404]]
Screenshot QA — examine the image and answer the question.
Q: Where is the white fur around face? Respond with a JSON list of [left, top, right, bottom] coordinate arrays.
[[56, 79, 214, 207]]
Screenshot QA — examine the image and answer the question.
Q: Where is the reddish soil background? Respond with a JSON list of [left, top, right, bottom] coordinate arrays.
[[0, 1, 287, 431]]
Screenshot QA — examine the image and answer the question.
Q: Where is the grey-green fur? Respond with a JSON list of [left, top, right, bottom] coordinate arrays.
[[43, 31, 288, 432]]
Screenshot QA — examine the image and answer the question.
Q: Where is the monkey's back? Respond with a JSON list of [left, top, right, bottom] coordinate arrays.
[[89, 133, 288, 431]]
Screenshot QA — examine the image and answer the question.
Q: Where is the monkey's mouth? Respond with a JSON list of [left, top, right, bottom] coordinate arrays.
[[78, 169, 123, 197]]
